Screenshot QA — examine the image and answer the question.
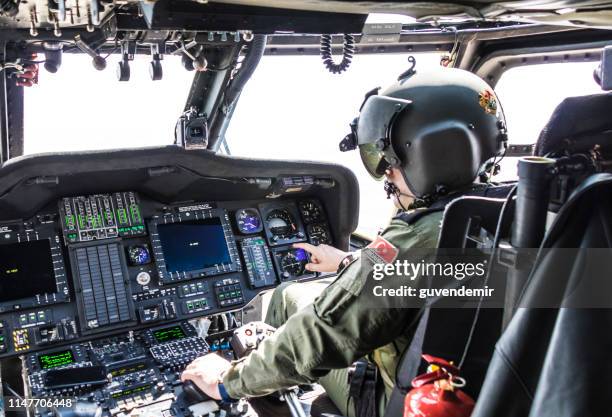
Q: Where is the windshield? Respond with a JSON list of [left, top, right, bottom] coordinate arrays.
[[23, 54, 194, 155], [226, 53, 443, 237]]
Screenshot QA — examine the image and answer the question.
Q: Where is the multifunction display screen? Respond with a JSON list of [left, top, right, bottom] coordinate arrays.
[[152, 325, 186, 343], [38, 349, 76, 370], [0, 240, 57, 303], [157, 218, 231, 274]]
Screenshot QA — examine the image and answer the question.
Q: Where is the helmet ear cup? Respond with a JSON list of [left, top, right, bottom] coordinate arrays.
[[398, 122, 480, 197]]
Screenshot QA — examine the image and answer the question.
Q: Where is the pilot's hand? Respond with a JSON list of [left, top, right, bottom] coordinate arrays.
[[181, 353, 232, 401], [293, 242, 350, 273]]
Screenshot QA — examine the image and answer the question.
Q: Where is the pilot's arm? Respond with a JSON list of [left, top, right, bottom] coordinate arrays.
[[181, 218, 433, 400]]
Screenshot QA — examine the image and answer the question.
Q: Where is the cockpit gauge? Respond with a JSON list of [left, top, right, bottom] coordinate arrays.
[[259, 202, 307, 246], [127, 245, 152, 266], [235, 208, 263, 234], [307, 224, 332, 246], [273, 248, 314, 280], [299, 200, 325, 224], [266, 209, 303, 242]]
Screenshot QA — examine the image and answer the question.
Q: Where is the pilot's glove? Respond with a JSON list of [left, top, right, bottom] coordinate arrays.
[[293, 242, 352, 273], [181, 353, 232, 401]]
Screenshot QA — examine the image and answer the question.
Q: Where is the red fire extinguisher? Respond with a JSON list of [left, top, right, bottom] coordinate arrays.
[[403, 355, 475, 417]]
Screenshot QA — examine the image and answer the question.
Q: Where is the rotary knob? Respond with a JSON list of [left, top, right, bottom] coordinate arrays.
[[136, 271, 151, 286]]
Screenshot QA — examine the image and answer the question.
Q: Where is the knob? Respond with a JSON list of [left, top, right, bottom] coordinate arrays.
[[136, 272, 151, 286]]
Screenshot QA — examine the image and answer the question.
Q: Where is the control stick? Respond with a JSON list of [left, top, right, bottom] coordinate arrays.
[[183, 380, 212, 403], [230, 322, 308, 417]]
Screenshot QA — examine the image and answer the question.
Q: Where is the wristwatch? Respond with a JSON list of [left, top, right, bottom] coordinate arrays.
[[337, 252, 357, 274]]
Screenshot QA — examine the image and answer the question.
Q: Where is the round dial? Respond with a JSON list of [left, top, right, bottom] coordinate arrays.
[[236, 208, 262, 234], [299, 201, 323, 224], [266, 209, 298, 239], [136, 271, 152, 286], [308, 224, 331, 246], [127, 245, 151, 266], [279, 249, 308, 277]]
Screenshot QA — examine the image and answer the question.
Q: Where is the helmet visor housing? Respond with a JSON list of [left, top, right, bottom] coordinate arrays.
[[355, 95, 412, 180]]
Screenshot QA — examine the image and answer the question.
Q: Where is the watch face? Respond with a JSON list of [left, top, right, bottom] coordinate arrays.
[[340, 254, 353, 268]]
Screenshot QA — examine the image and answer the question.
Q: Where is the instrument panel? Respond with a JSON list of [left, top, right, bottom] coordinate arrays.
[[0, 192, 333, 359], [22, 321, 223, 417]]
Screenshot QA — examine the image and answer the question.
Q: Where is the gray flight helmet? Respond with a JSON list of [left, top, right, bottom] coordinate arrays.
[[341, 67, 507, 198]]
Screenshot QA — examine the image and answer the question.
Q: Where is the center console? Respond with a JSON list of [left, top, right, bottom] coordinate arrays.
[[24, 321, 221, 417]]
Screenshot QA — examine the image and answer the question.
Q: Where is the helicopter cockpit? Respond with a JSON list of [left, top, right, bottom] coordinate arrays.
[[1, 2, 612, 417]]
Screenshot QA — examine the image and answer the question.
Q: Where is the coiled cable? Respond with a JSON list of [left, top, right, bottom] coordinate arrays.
[[320, 34, 355, 74], [0, 0, 18, 16]]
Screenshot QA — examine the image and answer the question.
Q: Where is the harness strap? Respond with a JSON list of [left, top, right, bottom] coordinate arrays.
[[382, 308, 430, 417], [349, 359, 379, 417]]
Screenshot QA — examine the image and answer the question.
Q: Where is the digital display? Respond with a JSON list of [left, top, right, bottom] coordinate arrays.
[[44, 366, 107, 389], [294, 248, 308, 262], [111, 383, 152, 399], [157, 218, 231, 274], [0, 240, 57, 303], [109, 362, 146, 377], [38, 349, 75, 370], [153, 325, 186, 343]]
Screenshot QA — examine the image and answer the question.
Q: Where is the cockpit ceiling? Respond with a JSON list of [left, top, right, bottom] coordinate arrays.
[[211, 0, 612, 29], [1, 0, 612, 36]]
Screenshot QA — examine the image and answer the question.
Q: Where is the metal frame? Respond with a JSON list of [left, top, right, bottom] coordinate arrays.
[[1, 21, 611, 162], [473, 40, 612, 86], [458, 28, 612, 85], [0, 41, 8, 164]]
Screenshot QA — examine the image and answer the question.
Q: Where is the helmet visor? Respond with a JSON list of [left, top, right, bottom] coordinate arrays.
[[359, 143, 389, 180]]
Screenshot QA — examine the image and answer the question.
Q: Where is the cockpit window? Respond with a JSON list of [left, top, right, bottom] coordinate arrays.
[[225, 53, 443, 237], [494, 61, 602, 180], [23, 54, 193, 155]]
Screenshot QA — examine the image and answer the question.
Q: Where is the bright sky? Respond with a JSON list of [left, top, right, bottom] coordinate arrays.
[[23, 51, 602, 237], [24, 54, 193, 154]]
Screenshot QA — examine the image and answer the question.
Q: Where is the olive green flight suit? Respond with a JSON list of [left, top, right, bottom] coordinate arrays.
[[223, 211, 443, 416]]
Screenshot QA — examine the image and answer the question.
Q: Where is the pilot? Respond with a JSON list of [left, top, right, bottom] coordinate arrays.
[[181, 67, 507, 416]]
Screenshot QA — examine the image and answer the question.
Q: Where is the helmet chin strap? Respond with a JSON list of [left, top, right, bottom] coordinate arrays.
[[384, 180, 432, 211], [384, 180, 411, 211]]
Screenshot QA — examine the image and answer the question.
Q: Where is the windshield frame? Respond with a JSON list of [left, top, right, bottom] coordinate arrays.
[[3, 24, 611, 163]]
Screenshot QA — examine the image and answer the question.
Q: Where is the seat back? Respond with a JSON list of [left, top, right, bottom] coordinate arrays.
[[438, 194, 514, 249], [472, 173, 612, 417], [535, 92, 612, 157], [472, 83, 612, 415], [409, 186, 515, 398]]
